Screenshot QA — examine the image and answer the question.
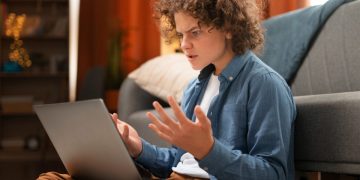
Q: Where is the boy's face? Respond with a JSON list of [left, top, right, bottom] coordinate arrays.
[[174, 12, 234, 74]]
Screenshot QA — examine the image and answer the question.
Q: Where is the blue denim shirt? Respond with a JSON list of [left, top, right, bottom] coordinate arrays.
[[136, 51, 296, 180]]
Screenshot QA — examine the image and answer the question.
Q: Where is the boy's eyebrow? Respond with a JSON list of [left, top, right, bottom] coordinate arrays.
[[176, 26, 200, 34]]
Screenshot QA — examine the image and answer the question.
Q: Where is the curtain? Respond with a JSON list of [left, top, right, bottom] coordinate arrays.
[[77, 0, 160, 94], [77, 0, 114, 91], [117, 0, 160, 74], [266, 0, 309, 17]]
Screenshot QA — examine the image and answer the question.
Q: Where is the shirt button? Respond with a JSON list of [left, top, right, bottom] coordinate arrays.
[[228, 76, 233, 81], [203, 167, 208, 171]]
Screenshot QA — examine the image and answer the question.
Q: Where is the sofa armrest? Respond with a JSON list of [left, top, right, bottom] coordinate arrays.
[[118, 78, 168, 122], [294, 91, 360, 174], [127, 108, 174, 147]]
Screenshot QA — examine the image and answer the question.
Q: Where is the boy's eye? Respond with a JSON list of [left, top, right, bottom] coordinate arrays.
[[191, 30, 200, 37], [176, 33, 183, 39]]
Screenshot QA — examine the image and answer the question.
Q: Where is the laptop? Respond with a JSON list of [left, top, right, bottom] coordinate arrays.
[[33, 99, 142, 180]]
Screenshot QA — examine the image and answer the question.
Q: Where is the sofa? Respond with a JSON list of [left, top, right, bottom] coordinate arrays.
[[118, 0, 360, 177]]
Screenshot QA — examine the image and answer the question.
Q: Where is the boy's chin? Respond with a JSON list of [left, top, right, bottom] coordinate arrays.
[[190, 64, 209, 71]]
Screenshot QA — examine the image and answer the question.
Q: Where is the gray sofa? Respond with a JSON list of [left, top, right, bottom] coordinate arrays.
[[118, 0, 360, 176], [290, 0, 360, 175]]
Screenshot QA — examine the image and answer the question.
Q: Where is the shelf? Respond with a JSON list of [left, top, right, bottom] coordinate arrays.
[[0, 0, 69, 178], [0, 150, 60, 162], [0, 72, 68, 78], [0, 150, 42, 162], [3, 0, 68, 4], [0, 111, 36, 117], [1, 36, 68, 41]]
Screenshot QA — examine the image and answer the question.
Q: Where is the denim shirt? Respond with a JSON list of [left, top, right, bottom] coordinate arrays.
[[136, 51, 296, 180]]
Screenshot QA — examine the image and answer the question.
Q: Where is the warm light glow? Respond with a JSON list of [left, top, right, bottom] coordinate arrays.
[[69, 0, 80, 102], [161, 38, 180, 55], [160, 17, 180, 55], [310, 0, 328, 6]]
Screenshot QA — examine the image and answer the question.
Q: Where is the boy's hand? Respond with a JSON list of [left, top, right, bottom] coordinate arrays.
[[111, 113, 143, 158], [147, 96, 214, 160]]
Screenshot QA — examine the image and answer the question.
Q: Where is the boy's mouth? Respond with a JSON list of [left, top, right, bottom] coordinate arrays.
[[187, 55, 198, 59]]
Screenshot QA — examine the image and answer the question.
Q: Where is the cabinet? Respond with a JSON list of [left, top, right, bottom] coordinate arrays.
[[0, 0, 68, 179]]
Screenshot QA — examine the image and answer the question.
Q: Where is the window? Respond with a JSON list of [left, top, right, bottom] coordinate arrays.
[[310, 0, 329, 6]]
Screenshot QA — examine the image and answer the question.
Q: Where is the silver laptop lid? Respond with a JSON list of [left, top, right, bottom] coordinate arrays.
[[34, 99, 141, 180]]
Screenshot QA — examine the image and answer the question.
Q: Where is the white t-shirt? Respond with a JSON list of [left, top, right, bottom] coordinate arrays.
[[172, 73, 220, 179], [199, 73, 220, 115]]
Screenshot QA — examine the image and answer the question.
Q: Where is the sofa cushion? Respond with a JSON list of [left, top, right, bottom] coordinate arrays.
[[291, 0, 360, 96], [259, 0, 351, 83], [128, 53, 199, 103], [294, 91, 360, 174]]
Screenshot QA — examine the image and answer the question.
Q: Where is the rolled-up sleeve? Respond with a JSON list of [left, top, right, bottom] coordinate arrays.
[[135, 139, 178, 178]]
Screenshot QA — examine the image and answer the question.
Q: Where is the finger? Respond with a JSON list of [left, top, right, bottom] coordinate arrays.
[[38, 177, 50, 180], [41, 172, 62, 180], [122, 125, 130, 141], [194, 105, 211, 128], [167, 96, 191, 126], [146, 112, 174, 136], [148, 123, 172, 142], [61, 174, 72, 179], [152, 101, 179, 130], [111, 113, 118, 123], [112, 113, 127, 132]]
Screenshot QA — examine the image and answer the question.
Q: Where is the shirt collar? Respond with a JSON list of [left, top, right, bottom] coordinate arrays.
[[197, 51, 251, 83], [219, 51, 250, 82], [198, 64, 215, 81]]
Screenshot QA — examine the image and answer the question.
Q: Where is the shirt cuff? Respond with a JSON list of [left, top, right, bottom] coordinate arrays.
[[198, 138, 236, 175], [135, 139, 158, 167]]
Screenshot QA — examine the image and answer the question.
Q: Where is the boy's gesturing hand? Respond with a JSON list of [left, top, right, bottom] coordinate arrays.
[[111, 113, 142, 158], [147, 96, 214, 160]]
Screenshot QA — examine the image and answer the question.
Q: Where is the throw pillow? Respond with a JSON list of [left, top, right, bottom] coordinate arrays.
[[128, 53, 199, 103], [259, 0, 348, 83]]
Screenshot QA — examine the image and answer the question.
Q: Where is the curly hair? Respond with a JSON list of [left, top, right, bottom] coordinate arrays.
[[153, 0, 264, 55]]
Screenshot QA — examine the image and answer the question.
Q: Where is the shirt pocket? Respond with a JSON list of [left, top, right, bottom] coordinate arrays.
[[218, 103, 247, 150]]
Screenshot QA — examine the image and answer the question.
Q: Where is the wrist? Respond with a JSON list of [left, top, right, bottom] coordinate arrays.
[[195, 137, 214, 160], [132, 140, 143, 159]]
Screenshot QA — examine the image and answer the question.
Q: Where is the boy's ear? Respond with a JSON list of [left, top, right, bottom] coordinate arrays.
[[225, 32, 232, 39]]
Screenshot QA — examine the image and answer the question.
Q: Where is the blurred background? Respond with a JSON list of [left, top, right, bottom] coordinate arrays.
[[0, 0, 325, 179]]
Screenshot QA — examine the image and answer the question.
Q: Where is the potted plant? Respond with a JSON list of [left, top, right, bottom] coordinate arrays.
[[105, 28, 125, 112]]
